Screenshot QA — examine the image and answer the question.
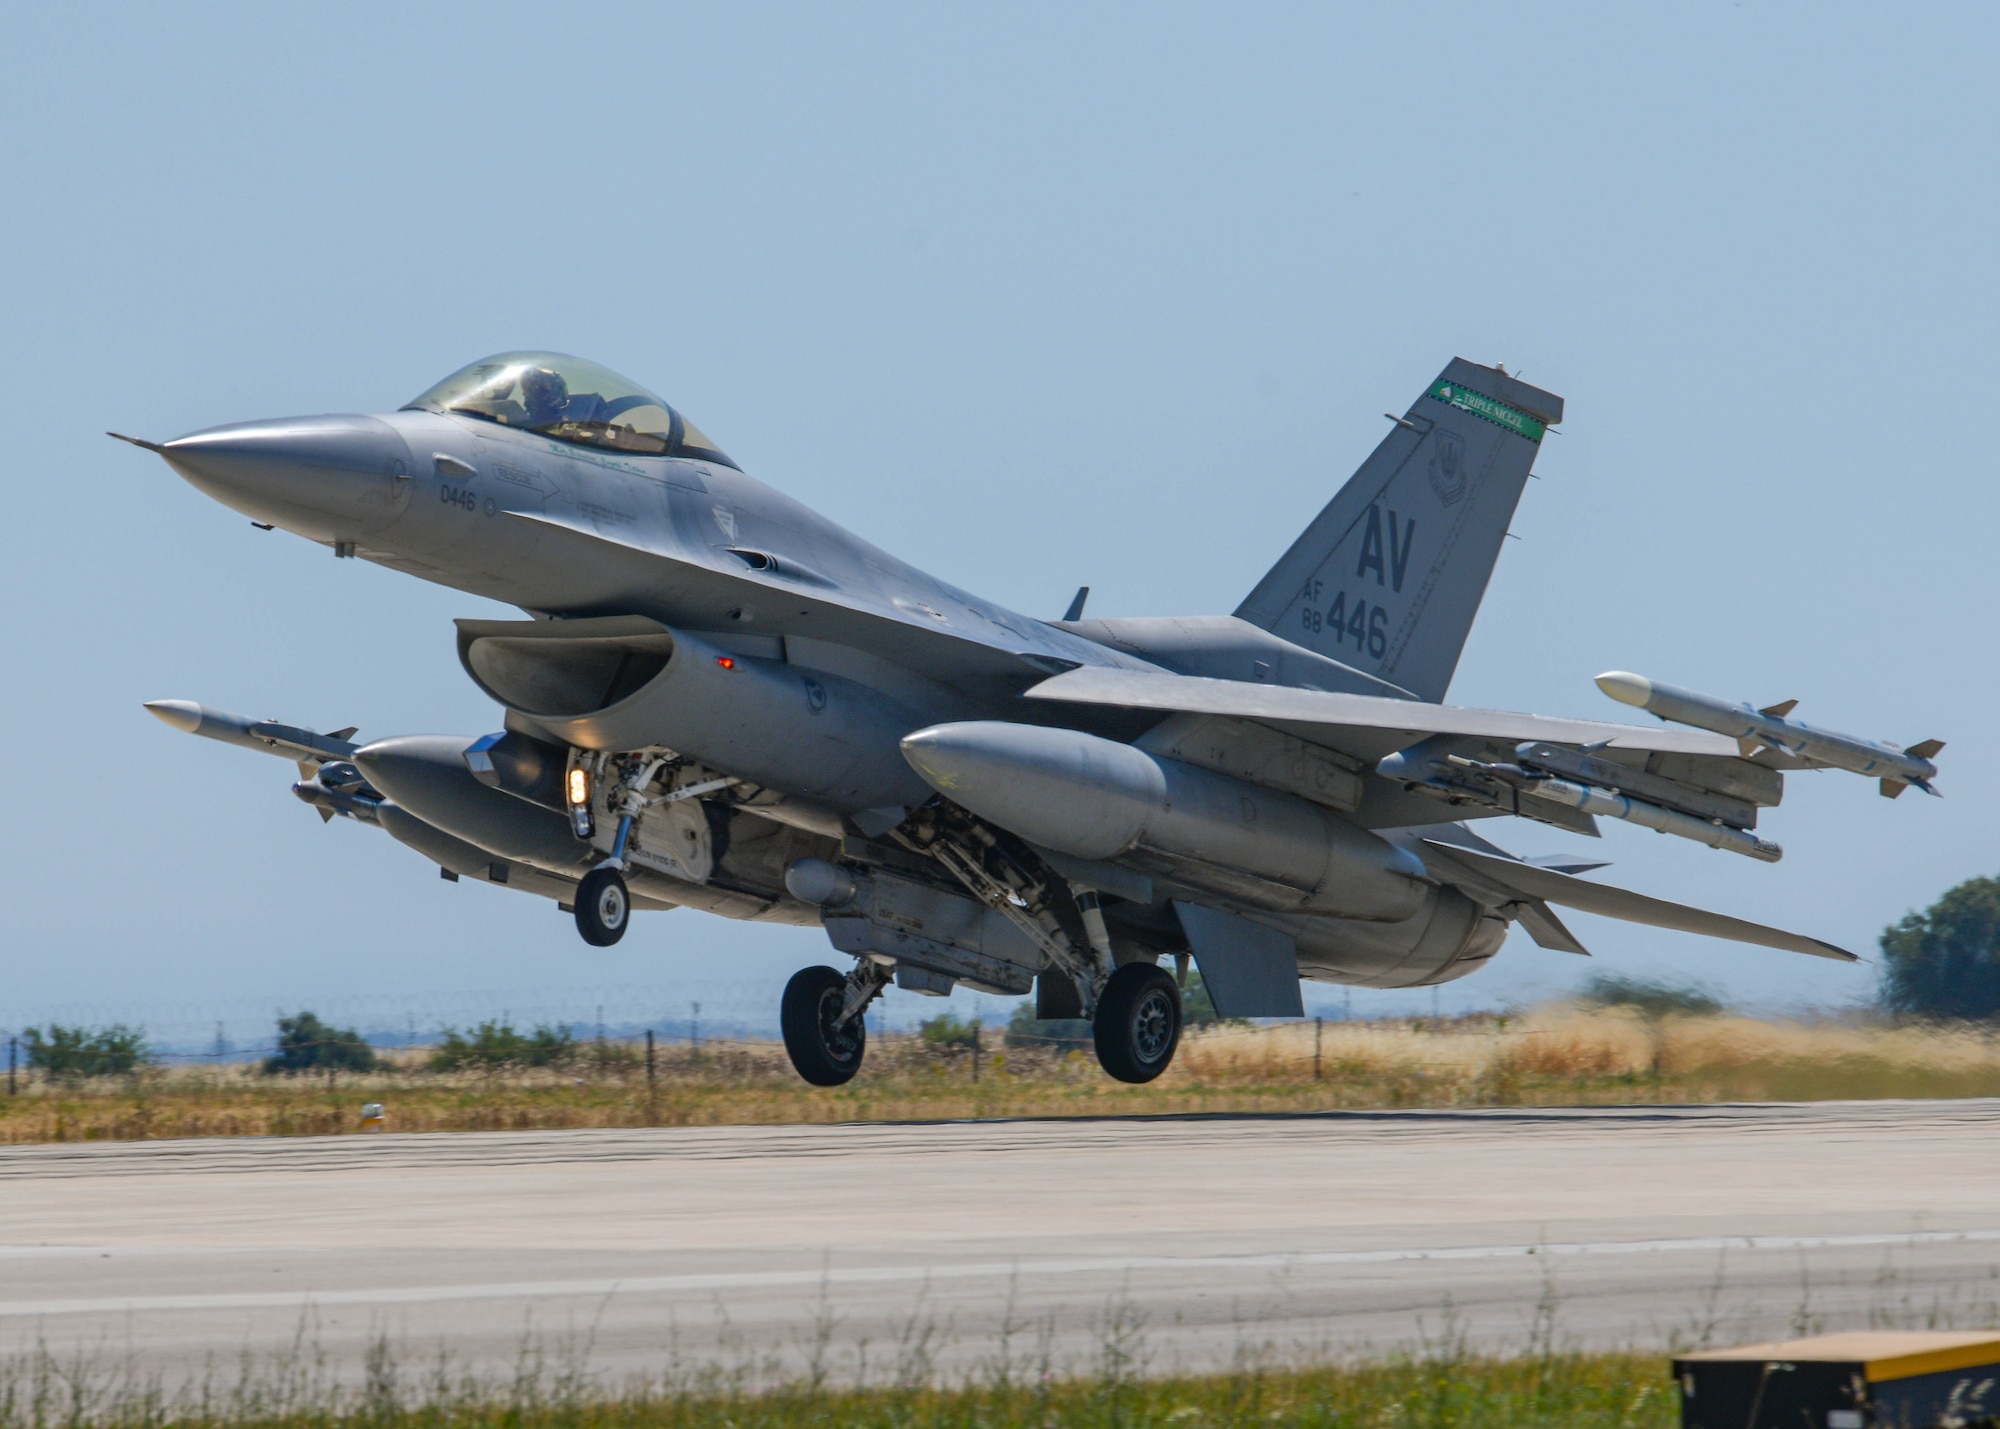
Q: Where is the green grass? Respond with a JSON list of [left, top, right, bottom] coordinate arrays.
[[0, 1345, 1676, 1429]]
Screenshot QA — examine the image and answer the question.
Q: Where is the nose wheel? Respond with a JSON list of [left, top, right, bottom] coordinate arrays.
[[1092, 962, 1181, 1083], [575, 866, 630, 946]]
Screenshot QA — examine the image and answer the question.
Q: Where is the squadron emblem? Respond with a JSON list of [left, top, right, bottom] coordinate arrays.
[[1428, 429, 1466, 505]]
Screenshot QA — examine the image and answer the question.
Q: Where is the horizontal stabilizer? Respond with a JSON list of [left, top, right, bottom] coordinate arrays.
[[1420, 840, 1855, 962]]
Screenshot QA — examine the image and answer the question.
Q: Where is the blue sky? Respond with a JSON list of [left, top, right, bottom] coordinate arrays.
[[2, 3, 1993, 1042]]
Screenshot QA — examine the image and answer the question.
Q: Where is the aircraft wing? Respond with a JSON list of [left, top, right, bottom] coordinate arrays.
[[1419, 839, 1857, 961], [1021, 666, 1784, 837], [1020, 667, 1737, 761]]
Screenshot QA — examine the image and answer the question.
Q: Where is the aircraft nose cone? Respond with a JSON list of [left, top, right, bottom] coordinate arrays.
[[160, 414, 415, 542]]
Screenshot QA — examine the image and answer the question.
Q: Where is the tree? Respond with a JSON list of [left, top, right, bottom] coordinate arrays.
[[430, 1020, 574, 1070], [264, 1011, 376, 1074], [1880, 876, 2000, 1021], [22, 1024, 151, 1079]]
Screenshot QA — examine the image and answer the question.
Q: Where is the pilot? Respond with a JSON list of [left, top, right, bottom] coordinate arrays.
[[520, 367, 571, 426]]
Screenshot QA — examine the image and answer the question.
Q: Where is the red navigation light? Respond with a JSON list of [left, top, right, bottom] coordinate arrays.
[[716, 656, 736, 669]]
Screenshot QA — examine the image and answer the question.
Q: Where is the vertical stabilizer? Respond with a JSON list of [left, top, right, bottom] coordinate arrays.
[[1234, 359, 1561, 702]]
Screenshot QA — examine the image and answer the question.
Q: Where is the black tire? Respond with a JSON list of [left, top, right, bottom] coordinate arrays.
[[781, 965, 868, 1086], [574, 866, 630, 946], [1092, 962, 1181, 1083]]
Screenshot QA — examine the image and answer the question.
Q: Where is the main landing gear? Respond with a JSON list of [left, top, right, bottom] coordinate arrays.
[[1091, 961, 1182, 1084], [777, 957, 1183, 1087], [781, 963, 888, 1086]]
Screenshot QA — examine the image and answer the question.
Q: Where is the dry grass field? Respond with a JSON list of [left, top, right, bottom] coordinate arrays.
[[3, 1006, 1999, 1144]]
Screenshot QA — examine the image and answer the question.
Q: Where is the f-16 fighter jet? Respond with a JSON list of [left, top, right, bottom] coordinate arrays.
[[120, 353, 1939, 1085]]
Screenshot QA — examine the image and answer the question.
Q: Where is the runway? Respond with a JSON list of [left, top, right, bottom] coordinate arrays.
[[4, 1102, 2000, 1383]]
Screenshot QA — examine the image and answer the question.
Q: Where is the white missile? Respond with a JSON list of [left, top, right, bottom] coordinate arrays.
[[1461, 758, 1784, 862], [1594, 672, 1943, 797]]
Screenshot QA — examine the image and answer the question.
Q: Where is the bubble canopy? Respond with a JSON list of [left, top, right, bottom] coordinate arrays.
[[404, 352, 734, 466]]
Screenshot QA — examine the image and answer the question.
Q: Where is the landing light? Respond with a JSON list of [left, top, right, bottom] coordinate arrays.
[[567, 767, 591, 806]]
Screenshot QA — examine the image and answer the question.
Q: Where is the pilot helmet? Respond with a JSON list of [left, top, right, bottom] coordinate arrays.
[[520, 366, 570, 424]]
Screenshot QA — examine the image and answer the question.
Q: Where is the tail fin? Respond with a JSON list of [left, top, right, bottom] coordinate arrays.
[[1234, 359, 1561, 702]]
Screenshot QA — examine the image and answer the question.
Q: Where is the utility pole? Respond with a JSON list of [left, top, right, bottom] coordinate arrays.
[[690, 1002, 701, 1055], [971, 1023, 981, 1084], [645, 1029, 656, 1088], [7, 1037, 15, 1096], [1314, 1017, 1323, 1082]]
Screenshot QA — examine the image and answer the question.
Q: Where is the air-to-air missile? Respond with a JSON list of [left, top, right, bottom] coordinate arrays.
[[1448, 752, 1785, 863], [1594, 672, 1944, 798], [144, 700, 360, 765]]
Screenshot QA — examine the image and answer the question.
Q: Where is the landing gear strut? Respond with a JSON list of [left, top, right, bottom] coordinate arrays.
[[781, 963, 886, 1086], [1092, 961, 1182, 1083], [574, 866, 629, 946]]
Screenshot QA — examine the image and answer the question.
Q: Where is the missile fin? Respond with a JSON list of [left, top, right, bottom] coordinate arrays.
[[1880, 778, 1907, 800], [1759, 699, 1799, 718], [328, 726, 360, 742], [1737, 735, 1763, 759], [315, 805, 335, 824], [1906, 738, 1946, 760]]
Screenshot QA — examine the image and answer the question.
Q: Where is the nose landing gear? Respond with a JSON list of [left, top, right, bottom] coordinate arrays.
[[574, 865, 630, 946]]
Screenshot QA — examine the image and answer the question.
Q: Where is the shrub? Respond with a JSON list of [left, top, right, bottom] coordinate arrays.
[[1581, 971, 1724, 1019], [918, 1012, 981, 1049], [22, 1023, 150, 1079], [1005, 1001, 1092, 1050], [1880, 875, 2000, 1021], [430, 1020, 573, 1071], [264, 1011, 376, 1074]]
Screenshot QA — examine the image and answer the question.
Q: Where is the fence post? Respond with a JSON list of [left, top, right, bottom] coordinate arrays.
[[1314, 1017, 1323, 1082], [972, 1023, 981, 1084], [644, 1028, 658, 1128]]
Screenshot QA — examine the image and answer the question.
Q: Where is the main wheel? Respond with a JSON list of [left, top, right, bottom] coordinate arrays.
[[574, 866, 630, 946], [781, 965, 868, 1086], [1092, 962, 1181, 1083]]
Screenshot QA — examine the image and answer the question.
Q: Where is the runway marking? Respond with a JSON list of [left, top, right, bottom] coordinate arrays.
[[3, 1227, 1997, 1319]]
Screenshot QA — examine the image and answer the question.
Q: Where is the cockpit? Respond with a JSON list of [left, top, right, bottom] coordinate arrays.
[[404, 352, 735, 467]]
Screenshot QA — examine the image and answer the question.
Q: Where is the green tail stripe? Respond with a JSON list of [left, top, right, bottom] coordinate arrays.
[[1428, 381, 1545, 443]]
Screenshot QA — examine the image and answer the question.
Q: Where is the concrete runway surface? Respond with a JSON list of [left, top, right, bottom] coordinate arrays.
[[3, 1102, 2000, 1384]]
